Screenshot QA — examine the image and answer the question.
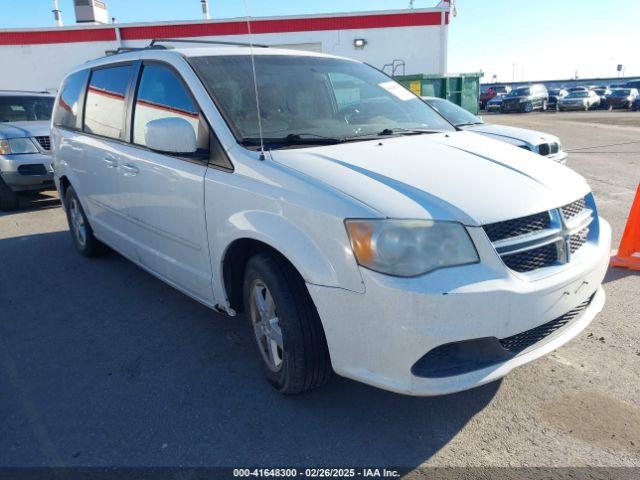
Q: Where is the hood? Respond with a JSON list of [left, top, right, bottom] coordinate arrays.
[[0, 121, 50, 139], [271, 131, 588, 226], [462, 123, 559, 147]]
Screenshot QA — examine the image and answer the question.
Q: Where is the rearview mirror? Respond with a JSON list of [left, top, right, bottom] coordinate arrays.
[[145, 117, 197, 154]]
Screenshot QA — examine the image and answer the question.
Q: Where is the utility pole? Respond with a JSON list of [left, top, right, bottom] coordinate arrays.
[[52, 0, 63, 27], [201, 0, 210, 20]]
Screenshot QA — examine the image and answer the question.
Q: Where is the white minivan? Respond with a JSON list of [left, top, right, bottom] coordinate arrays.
[[52, 44, 611, 396]]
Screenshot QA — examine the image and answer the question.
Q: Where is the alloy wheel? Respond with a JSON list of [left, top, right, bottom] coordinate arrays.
[[69, 197, 87, 248], [249, 279, 284, 372]]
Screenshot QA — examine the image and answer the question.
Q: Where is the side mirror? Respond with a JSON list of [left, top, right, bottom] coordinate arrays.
[[145, 117, 198, 154]]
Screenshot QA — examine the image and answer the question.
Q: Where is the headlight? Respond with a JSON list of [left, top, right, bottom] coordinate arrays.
[[0, 138, 39, 155], [345, 219, 479, 277]]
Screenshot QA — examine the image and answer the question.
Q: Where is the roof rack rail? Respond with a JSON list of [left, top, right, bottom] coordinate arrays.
[[148, 38, 270, 48], [105, 45, 168, 56]]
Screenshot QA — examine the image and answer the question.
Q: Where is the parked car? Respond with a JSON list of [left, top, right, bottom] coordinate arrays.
[[632, 96, 640, 111], [500, 84, 549, 113], [623, 80, 640, 90], [547, 88, 568, 110], [0, 91, 55, 210], [558, 90, 600, 111], [52, 45, 610, 396], [592, 87, 611, 109], [479, 85, 510, 110], [606, 88, 639, 110], [485, 93, 506, 112], [423, 96, 567, 163]]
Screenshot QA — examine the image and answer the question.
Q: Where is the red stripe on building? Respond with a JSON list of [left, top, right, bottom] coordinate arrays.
[[0, 28, 115, 45], [0, 11, 445, 46], [120, 12, 444, 40]]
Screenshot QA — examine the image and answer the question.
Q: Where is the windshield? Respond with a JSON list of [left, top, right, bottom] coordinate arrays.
[[548, 89, 560, 95], [508, 87, 530, 96], [189, 55, 454, 147], [426, 98, 482, 126], [567, 92, 588, 98], [611, 89, 630, 97], [0, 96, 54, 123], [594, 89, 606, 95]]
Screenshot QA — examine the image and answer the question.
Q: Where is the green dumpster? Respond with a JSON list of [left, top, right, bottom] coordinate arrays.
[[395, 72, 482, 115]]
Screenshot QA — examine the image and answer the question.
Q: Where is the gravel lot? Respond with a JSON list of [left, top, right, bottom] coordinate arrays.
[[1, 111, 639, 473]]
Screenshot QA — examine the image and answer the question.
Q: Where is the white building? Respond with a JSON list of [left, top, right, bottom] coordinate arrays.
[[0, 4, 451, 92]]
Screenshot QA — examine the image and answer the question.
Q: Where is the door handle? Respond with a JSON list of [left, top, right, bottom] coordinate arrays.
[[103, 157, 118, 168], [121, 163, 139, 176]]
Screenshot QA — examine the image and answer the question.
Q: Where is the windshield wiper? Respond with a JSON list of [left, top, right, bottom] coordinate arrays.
[[455, 122, 484, 127], [241, 133, 343, 149], [342, 128, 441, 142], [377, 127, 440, 136]]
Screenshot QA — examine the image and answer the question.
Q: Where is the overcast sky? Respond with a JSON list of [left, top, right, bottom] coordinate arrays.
[[2, 0, 638, 81]]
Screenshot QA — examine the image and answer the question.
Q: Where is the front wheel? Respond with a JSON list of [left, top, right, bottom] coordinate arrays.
[[243, 252, 332, 394], [64, 186, 106, 257], [522, 102, 533, 113]]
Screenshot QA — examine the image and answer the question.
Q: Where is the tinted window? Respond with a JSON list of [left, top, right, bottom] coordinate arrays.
[[132, 64, 208, 152], [53, 70, 89, 129], [0, 96, 54, 123], [84, 65, 133, 140]]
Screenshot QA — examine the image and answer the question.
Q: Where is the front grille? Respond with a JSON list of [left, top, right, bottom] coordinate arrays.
[[484, 195, 594, 274], [502, 242, 559, 272], [538, 142, 559, 156], [17, 164, 47, 176], [561, 197, 586, 220], [569, 228, 589, 254], [483, 212, 551, 242], [500, 293, 595, 354], [34, 136, 51, 151]]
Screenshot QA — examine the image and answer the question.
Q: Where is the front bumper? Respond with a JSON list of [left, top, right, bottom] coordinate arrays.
[[559, 102, 587, 110], [308, 218, 611, 396], [0, 153, 54, 191]]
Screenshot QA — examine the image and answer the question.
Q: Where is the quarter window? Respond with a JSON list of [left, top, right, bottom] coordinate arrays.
[[132, 64, 208, 152], [53, 69, 89, 130], [84, 65, 133, 140]]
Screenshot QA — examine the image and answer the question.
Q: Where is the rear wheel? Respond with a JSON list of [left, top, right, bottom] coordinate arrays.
[[243, 252, 332, 394], [0, 178, 19, 211], [64, 186, 106, 257], [523, 102, 533, 113]]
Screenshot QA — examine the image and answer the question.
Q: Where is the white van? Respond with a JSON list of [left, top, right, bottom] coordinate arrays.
[[51, 44, 610, 396]]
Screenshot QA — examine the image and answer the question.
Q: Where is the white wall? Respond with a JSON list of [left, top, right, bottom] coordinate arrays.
[[0, 24, 447, 92]]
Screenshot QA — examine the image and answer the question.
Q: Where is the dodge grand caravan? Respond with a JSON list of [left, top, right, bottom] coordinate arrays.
[[51, 45, 611, 396]]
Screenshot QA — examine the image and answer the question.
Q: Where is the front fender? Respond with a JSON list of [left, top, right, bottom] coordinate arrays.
[[211, 210, 366, 306]]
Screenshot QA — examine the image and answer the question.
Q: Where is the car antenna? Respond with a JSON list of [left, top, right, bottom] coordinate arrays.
[[243, 0, 266, 161]]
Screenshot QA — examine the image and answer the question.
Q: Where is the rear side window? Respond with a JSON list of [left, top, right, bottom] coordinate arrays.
[[132, 64, 208, 152], [53, 69, 89, 130], [84, 65, 133, 140]]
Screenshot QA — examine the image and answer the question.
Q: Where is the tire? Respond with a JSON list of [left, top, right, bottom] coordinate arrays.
[[0, 177, 19, 211], [64, 185, 106, 257], [523, 102, 533, 113], [243, 252, 332, 394]]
